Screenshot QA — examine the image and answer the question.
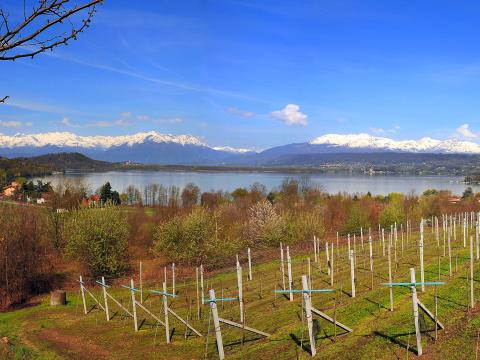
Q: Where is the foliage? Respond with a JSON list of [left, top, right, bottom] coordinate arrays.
[[244, 200, 288, 247], [0, 204, 51, 309], [64, 205, 129, 277], [153, 207, 236, 267], [99, 181, 121, 205], [343, 202, 371, 235]]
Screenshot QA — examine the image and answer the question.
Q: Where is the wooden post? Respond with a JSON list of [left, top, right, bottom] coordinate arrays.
[[172, 263, 176, 295], [476, 221, 479, 261], [307, 257, 312, 289], [350, 250, 355, 298], [209, 289, 225, 360], [200, 264, 205, 305], [470, 236, 475, 309], [313, 236, 318, 263], [401, 223, 404, 255], [101, 276, 109, 321], [79, 275, 87, 315], [448, 232, 452, 277], [326, 242, 331, 275], [301, 275, 316, 357], [464, 217, 467, 248], [237, 264, 244, 322], [247, 247, 253, 281], [410, 268, 422, 356], [353, 234, 357, 267], [287, 246, 293, 301], [163, 282, 170, 343], [382, 228, 385, 257], [280, 242, 286, 290], [330, 243, 334, 286], [336, 232, 340, 256], [369, 235, 373, 273], [139, 261, 143, 304], [347, 234, 351, 258], [388, 236, 393, 311], [130, 279, 138, 332], [420, 219, 425, 292], [196, 267, 200, 319]]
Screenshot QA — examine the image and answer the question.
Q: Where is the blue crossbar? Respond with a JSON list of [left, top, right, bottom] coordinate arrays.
[[121, 284, 141, 292], [274, 289, 335, 293], [382, 281, 446, 287], [206, 297, 239, 302], [95, 280, 111, 288], [148, 289, 177, 297]]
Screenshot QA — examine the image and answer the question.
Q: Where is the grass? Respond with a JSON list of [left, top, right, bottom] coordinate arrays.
[[2, 228, 480, 359]]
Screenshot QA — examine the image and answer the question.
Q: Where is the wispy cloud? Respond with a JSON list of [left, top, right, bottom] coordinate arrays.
[[5, 98, 69, 114], [153, 117, 184, 124], [456, 123, 478, 139], [0, 120, 31, 127], [270, 104, 308, 126], [227, 107, 256, 118], [370, 125, 400, 135], [45, 52, 271, 103]]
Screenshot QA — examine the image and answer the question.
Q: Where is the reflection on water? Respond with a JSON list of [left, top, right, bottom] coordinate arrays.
[[35, 171, 475, 196]]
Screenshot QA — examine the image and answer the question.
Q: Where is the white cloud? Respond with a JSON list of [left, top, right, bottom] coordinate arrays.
[[227, 107, 255, 118], [370, 125, 400, 135], [270, 104, 308, 126], [0, 121, 24, 127], [61, 117, 79, 128], [456, 123, 478, 139], [153, 117, 183, 124]]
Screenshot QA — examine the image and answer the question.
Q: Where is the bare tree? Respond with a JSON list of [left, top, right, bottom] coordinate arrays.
[[0, 0, 102, 102]]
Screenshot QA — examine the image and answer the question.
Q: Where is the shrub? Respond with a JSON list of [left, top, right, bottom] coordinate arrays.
[[64, 205, 129, 277], [244, 200, 288, 247], [0, 205, 51, 309], [153, 208, 236, 267]]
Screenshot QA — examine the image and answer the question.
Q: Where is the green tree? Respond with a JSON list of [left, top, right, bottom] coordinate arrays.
[[64, 206, 129, 277], [153, 208, 235, 266]]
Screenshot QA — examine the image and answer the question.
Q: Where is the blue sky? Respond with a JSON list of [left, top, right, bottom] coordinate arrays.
[[2, 0, 480, 149]]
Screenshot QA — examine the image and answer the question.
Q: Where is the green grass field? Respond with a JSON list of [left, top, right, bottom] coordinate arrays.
[[2, 228, 480, 359]]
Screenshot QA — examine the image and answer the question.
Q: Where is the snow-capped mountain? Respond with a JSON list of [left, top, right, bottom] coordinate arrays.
[[309, 133, 480, 154], [1, 131, 480, 165], [0, 131, 204, 149], [0, 131, 254, 164]]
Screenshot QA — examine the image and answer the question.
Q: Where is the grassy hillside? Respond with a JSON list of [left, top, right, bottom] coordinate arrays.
[[1, 228, 480, 359]]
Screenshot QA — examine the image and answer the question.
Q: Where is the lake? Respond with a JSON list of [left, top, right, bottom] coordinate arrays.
[[34, 170, 477, 196]]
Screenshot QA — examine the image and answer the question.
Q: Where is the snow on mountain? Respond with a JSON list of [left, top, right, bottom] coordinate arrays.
[[212, 146, 256, 154], [309, 133, 480, 154], [0, 131, 206, 149]]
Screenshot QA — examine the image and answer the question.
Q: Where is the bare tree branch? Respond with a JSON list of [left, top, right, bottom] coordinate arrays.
[[0, 1, 102, 103], [0, 0, 102, 61]]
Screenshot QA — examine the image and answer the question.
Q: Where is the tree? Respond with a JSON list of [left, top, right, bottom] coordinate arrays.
[[1, 0, 103, 102], [462, 187, 474, 200], [99, 181, 112, 203], [64, 205, 129, 277], [181, 183, 200, 207], [99, 181, 121, 205]]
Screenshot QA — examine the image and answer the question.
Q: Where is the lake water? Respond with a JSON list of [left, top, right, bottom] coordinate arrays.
[[35, 170, 477, 196]]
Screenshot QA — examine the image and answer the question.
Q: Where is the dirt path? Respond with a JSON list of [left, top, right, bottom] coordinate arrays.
[[34, 328, 111, 360]]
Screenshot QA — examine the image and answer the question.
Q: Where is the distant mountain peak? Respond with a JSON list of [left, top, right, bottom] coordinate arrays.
[[309, 133, 480, 154], [0, 131, 206, 149]]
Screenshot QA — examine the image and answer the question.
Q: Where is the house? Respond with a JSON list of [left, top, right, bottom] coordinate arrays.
[[2, 181, 21, 197], [36, 198, 46, 204], [447, 196, 461, 204]]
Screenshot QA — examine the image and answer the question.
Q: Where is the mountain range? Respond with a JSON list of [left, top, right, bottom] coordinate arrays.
[[0, 131, 479, 166]]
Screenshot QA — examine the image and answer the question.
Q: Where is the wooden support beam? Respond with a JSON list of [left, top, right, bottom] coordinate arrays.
[[310, 307, 353, 333], [218, 318, 271, 337], [168, 308, 202, 337], [417, 300, 445, 330]]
